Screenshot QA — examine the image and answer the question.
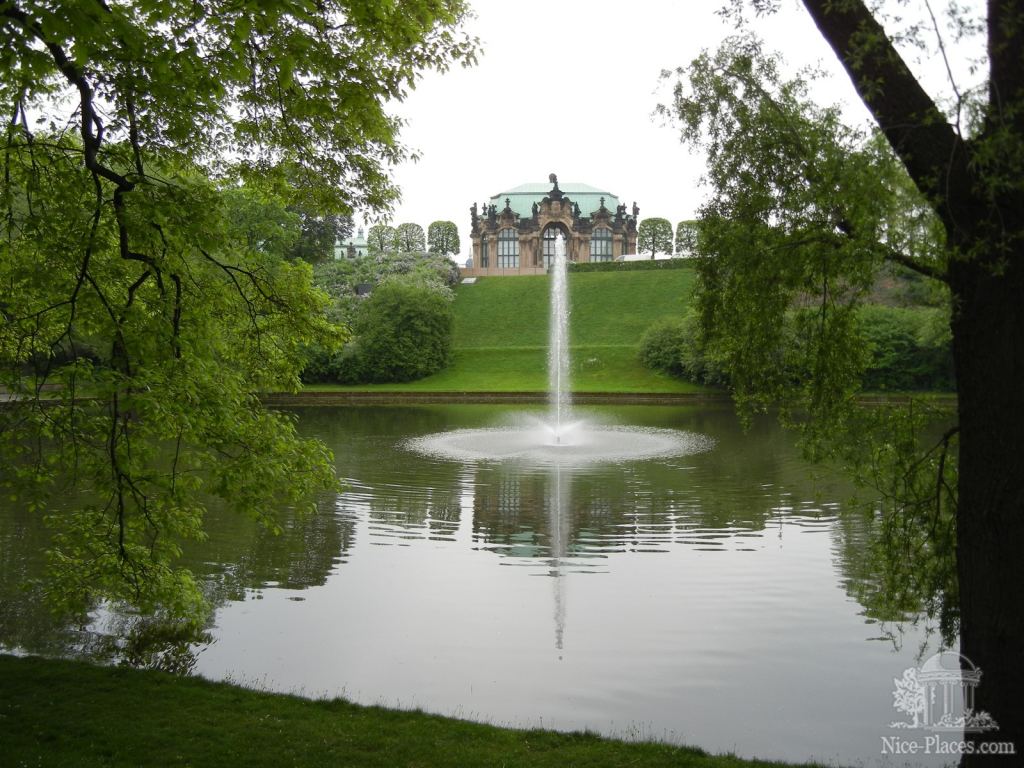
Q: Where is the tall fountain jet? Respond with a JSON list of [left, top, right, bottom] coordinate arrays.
[[548, 232, 570, 442], [408, 230, 713, 462]]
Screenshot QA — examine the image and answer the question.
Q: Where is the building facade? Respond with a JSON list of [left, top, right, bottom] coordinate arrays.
[[336, 227, 369, 259], [466, 175, 638, 276]]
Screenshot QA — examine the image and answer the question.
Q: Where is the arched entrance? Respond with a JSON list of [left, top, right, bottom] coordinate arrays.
[[540, 223, 570, 267]]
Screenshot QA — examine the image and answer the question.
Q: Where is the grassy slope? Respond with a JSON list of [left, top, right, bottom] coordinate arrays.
[[0, 655, 833, 768], [310, 268, 701, 393]]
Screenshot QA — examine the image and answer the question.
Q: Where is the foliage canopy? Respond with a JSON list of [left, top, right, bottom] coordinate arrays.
[[637, 218, 674, 259], [395, 222, 426, 253], [427, 220, 460, 256], [665, 1, 1024, 755], [355, 279, 454, 383], [663, 33, 956, 632], [367, 224, 400, 256], [0, 0, 476, 621]]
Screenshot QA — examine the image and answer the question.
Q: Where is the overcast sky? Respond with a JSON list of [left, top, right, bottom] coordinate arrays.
[[379, 0, 983, 259]]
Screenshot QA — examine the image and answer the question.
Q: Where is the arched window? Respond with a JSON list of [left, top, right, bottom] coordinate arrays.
[[497, 228, 519, 269], [590, 227, 613, 261], [480, 238, 489, 268], [542, 225, 565, 267]]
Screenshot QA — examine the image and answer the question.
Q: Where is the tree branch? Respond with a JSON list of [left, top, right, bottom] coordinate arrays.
[[880, 242, 948, 283], [988, 0, 1024, 131], [799, 0, 966, 229], [2, 3, 134, 191]]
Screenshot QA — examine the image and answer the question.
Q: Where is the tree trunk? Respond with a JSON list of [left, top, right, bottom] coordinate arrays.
[[798, 2, 1024, 759], [951, 241, 1024, 764]]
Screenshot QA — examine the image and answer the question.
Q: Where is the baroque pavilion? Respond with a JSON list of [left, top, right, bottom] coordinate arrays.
[[466, 174, 638, 276]]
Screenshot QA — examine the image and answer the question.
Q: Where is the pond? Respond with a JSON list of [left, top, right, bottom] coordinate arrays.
[[0, 403, 955, 767]]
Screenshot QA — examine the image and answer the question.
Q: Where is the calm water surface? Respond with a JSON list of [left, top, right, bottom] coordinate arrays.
[[0, 404, 955, 767]]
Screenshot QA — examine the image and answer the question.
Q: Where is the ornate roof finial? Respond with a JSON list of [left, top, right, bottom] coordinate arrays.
[[504, 197, 511, 211], [548, 172, 563, 201]]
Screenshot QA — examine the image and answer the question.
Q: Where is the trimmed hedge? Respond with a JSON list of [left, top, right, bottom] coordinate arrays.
[[566, 258, 692, 273]]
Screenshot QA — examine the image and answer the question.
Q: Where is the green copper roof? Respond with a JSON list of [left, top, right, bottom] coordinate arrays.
[[488, 182, 620, 220]]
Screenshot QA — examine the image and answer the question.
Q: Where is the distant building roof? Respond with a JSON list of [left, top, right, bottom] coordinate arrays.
[[488, 182, 620, 220], [340, 227, 368, 248], [337, 227, 369, 259]]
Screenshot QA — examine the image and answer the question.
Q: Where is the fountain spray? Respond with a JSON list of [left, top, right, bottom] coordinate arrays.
[[548, 232, 570, 443]]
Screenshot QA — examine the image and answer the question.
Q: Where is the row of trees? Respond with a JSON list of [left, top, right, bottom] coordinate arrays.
[[637, 218, 698, 258], [365, 221, 460, 257], [371, 216, 691, 262]]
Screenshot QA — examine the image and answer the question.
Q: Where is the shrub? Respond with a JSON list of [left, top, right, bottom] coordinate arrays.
[[637, 305, 952, 392], [859, 305, 953, 391], [354, 278, 454, 382], [639, 317, 688, 375], [300, 339, 365, 385], [639, 313, 728, 386], [380, 251, 460, 290]]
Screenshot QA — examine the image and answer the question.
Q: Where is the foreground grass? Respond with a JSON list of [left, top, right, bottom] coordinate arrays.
[[0, 655, 834, 768]]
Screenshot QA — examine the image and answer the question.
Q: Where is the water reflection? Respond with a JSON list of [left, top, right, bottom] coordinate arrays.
[[0, 404, 918, 657], [195, 491, 357, 600], [549, 463, 569, 651], [0, 404, 954, 767], [465, 462, 842, 561]]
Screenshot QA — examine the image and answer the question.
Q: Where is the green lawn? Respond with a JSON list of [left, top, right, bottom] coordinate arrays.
[[307, 346, 702, 393], [453, 269, 696, 348], [0, 655, 836, 768], [307, 269, 702, 394]]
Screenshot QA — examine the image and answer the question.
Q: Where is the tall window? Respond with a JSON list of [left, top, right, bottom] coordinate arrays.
[[480, 238, 489, 268], [497, 228, 519, 269], [590, 227, 613, 261], [542, 226, 564, 267]]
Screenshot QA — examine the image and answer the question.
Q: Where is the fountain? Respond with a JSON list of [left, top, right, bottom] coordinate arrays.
[[407, 234, 713, 465], [406, 229, 711, 651], [549, 232, 570, 441]]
